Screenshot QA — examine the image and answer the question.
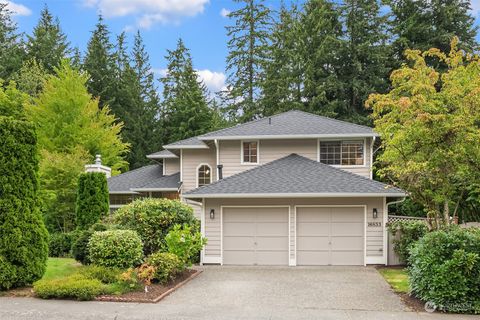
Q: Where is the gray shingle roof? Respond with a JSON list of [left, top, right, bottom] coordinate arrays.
[[132, 172, 180, 191], [199, 110, 377, 139], [183, 154, 405, 198], [107, 165, 180, 193], [146, 149, 178, 159], [163, 136, 208, 149]]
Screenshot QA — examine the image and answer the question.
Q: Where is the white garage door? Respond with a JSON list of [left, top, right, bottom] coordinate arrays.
[[222, 207, 289, 265], [296, 206, 364, 266]]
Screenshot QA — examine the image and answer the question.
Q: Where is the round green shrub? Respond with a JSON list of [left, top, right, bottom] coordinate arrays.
[[387, 220, 428, 264], [72, 230, 94, 264], [113, 198, 197, 255], [409, 227, 480, 313], [88, 230, 143, 268], [166, 224, 207, 267], [75, 172, 109, 230], [0, 117, 49, 290], [146, 252, 183, 284], [33, 274, 105, 300], [48, 232, 73, 257]]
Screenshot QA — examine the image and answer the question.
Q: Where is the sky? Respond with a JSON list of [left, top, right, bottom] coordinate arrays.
[[4, 0, 480, 95]]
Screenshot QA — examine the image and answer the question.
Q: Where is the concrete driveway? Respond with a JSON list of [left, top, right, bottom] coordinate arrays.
[[0, 266, 476, 320]]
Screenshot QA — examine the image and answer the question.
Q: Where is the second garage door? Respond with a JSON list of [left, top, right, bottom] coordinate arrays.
[[296, 206, 364, 266], [223, 207, 289, 265]]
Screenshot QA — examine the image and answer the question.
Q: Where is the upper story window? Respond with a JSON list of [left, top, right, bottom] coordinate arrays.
[[320, 140, 364, 166], [197, 164, 212, 187], [242, 141, 258, 164]]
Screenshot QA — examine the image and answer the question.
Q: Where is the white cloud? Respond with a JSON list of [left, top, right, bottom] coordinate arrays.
[[1, 1, 31, 16], [151, 68, 168, 77], [85, 0, 209, 28], [471, 0, 480, 15], [220, 8, 230, 18], [196, 69, 226, 93]]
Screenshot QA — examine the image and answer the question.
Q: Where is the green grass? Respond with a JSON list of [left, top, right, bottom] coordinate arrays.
[[378, 267, 410, 293], [42, 258, 82, 280]]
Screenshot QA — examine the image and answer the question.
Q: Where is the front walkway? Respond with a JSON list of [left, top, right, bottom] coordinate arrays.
[[0, 266, 476, 320]]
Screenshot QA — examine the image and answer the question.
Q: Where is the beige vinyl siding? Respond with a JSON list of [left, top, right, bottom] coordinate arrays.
[[219, 139, 317, 178], [164, 158, 180, 175], [203, 197, 384, 264], [181, 149, 216, 193]]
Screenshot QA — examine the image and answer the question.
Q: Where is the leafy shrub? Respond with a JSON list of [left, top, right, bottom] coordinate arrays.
[[48, 231, 81, 257], [166, 224, 207, 266], [409, 227, 480, 313], [72, 224, 108, 265], [75, 172, 109, 230], [34, 274, 105, 300], [145, 252, 183, 284], [387, 220, 428, 264], [88, 230, 143, 268], [79, 265, 122, 284], [0, 117, 49, 290], [113, 198, 198, 255]]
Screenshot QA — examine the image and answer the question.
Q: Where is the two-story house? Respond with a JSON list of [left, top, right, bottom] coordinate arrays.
[[107, 110, 405, 267]]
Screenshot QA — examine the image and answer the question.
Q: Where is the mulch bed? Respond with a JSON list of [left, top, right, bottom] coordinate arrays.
[[95, 269, 202, 303], [398, 293, 426, 312]]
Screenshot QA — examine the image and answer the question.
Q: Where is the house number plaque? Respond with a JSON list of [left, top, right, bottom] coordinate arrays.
[[367, 222, 382, 227]]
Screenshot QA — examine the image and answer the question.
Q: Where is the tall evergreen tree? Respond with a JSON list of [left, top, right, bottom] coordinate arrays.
[[387, 0, 478, 65], [224, 0, 271, 121], [161, 39, 217, 143], [26, 5, 70, 73], [83, 15, 116, 109], [299, 0, 344, 118], [338, 0, 390, 124], [261, 4, 304, 116], [0, 3, 25, 81]]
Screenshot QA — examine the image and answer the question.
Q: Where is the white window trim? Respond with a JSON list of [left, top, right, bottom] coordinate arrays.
[[196, 163, 213, 188], [318, 138, 367, 168], [240, 140, 260, 165]]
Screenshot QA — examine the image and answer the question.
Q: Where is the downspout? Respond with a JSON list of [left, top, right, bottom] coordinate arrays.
[[370, 136, 376, 179], [214, 139, 219, 181]]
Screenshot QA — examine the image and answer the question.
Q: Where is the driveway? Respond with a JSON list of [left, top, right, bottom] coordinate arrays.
[[0, 266, 476, 320]]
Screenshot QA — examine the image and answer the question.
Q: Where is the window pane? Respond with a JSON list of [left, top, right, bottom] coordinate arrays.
[[198, 164, 211, 186], [320, 141, 341, 165], [243, 141, 258, 163], [341, 141, 364, 165]]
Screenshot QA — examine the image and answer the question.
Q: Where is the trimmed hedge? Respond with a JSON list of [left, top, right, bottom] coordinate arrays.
[[88, 230, 143, 268], [409, 227, 480, 313], [34, 274, 105, 300], [113, 198, 198, 255], [146, 252, 183, 284], [75, 172, 109, 230], [0, 117, 48, 290]]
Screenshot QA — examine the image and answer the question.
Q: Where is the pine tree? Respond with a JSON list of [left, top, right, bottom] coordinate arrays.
[[299, 0, 344, 118], [338, 0, 390, 124], [26, 5, 70, 73], [83, 15, 116, 109], [161, 39, 217, 143], [387, 0, 478, 65], [261, 4, 304, 117], [0, 3, 25, 81], [224, 0, 271, 121], [12, 59, 48, 97]]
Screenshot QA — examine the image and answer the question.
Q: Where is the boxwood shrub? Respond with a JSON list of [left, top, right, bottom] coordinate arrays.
[[409, 227, 480, 313], [112, 198, 198, 255], [88, 230, 143, 268], [145, 252, 183, 284], [72, 223, 108, 265], [34, 274, 105, 300]]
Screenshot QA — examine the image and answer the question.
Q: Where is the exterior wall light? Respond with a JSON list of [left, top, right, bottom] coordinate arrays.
[[373, 208, 378, 219], [210, 209, 215, 220]]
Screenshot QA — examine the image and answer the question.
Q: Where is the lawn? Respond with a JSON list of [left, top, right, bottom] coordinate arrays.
[[378, 267, 409, 293], [42, 258, 82, 280]]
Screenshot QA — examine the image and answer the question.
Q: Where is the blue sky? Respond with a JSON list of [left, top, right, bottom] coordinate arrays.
[[4, 0, 480, 94]]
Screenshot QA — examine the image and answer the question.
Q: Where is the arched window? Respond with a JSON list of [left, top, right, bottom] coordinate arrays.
[[197, 164, 212, 187]]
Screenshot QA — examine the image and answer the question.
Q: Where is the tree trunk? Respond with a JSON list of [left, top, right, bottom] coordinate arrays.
[[443, 200, 450, 226]]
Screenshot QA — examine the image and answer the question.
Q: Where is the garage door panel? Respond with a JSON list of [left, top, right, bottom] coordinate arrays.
[[256, 222, 288, 236], [297, 208, 330, 222], [256, 236, 289, 250], [297, 222, 329, 235], [223, 209, 256, 222], [331, 222, 363, 236], [331, 208, 364, 222], [297, 251, 329, 266], [223, 250, 255, 265], [255, 251, 288, 265], [331, 251, 364, 265], [223, 222, 255, 236], [331, 236, 364, 250], [255, 209, 287, 221], [223, 236, 255, 251], [297, 236, 329, 250]]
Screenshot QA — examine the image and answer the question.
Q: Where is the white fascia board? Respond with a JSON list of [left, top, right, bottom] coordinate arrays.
[[183, 192, 407, 199], [146, 154, 178, 159], [198, 133, 379, 141], [129, 188, 178, 192], [163, 144, 209, 149], [109, 191, 139, 195]]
